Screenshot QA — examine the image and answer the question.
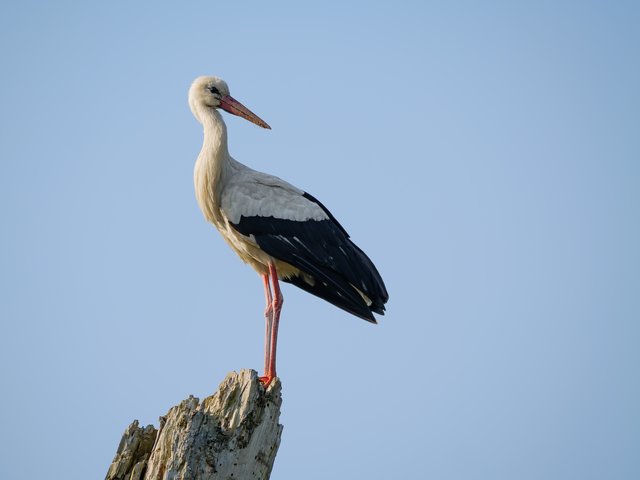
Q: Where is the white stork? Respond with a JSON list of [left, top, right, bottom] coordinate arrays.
[[189, 76, 388, 386]]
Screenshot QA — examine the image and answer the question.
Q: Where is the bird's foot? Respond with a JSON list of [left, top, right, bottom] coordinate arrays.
[[258, 374, 275, 388]]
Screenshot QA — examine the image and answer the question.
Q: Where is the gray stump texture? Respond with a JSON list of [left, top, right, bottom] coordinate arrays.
[[105, 369, 283, 480]]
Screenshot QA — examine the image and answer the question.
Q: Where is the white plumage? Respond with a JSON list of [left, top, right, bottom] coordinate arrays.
[[221, 162, 327, 225], [189, 76, 388, 386]]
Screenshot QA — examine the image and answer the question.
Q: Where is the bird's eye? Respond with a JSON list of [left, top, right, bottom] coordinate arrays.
[[209, 85, 220, 95]]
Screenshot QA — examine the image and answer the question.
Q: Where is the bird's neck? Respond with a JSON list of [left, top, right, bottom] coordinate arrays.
[[202, 109, 229, 158], [194, 109, 231, 224]]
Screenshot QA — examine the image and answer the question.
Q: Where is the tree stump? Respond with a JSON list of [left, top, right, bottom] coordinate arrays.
[[105, 369, 283, 480]]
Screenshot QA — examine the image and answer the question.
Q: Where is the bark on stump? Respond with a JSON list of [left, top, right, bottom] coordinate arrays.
[[105, 369, 283, 480]]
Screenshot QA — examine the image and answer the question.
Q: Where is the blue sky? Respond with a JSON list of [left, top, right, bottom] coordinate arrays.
[[1, 1, 639, 479]]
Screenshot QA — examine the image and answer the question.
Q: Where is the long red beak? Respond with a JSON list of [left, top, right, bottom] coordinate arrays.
[[219, 95, 271, 129]]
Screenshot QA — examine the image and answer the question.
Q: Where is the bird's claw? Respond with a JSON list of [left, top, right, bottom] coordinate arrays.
[[258, 374, 275, 388]]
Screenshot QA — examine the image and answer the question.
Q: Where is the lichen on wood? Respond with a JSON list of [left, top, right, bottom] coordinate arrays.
[[105, 369, 283, 480]]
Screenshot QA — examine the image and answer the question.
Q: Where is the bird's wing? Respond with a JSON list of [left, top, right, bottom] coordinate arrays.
[[221, 169, 327, 224], [221, 175, 388, 322]]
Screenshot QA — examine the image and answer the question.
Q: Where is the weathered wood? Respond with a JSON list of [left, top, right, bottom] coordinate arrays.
[[106, 369, 283, 480], [106, 420, 158, 480]]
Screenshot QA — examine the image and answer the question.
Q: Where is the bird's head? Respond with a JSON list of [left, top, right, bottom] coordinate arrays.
[[189, 76, 270, 129]]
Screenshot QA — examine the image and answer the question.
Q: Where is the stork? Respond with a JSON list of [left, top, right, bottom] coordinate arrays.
[[189, 76, 388, 386]]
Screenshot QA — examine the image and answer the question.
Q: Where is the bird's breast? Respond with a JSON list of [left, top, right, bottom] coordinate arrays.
[[194, 153, 226, 227]]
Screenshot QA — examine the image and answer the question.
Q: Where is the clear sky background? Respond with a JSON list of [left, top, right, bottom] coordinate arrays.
[[1, 1, 639, 479]]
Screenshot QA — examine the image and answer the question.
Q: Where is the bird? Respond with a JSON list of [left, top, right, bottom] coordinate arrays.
[[189, 76, 389, 386]]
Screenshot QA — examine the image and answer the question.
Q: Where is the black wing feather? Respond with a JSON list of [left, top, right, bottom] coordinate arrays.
[[231, 192, 388, 322]]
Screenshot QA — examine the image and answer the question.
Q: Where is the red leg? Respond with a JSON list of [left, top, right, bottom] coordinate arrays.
[[259, 263, 283, 387], [261, 273, 273, 377], [267, 263, 283, 384]]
